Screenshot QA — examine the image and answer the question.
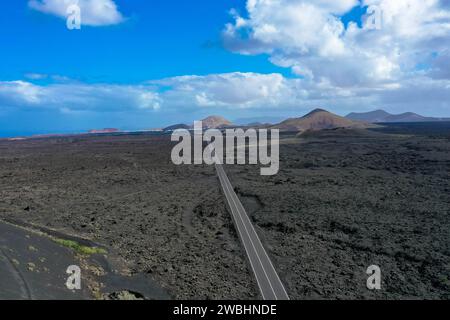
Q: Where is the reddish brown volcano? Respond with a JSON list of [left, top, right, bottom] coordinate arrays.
[[201, 116, 233, 129], [273, 108, 375, 132]]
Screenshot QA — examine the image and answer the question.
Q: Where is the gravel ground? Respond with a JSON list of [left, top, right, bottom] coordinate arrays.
[[0, 134, 257, 299], [0, 127, 449, 299], [227, 128, 450, 299]]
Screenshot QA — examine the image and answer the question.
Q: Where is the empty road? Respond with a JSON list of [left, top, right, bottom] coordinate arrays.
[[215, 163, 289, 300]]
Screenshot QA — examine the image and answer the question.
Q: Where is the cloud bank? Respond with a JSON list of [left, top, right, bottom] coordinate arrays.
[[0, 80, 161, 114], [1, 71, 449, 119]]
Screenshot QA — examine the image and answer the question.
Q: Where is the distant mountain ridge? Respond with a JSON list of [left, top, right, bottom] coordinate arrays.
[[272, 108, 376, 132], [233, 116, 285, 126], [163, 109, 378, 133], [162, 124, 190, 131], [88, 128, 120, 134], [346, 110, 450, 123], [163, 116, 233, 132]]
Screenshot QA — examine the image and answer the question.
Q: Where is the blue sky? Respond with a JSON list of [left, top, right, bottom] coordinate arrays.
[[1, 0, 449, 136], [1, 1, 288, 83]]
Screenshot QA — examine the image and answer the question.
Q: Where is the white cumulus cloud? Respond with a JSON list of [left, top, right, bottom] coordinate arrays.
[[224, 0, 450, 88], [29, 0, 124, 26], [152, 73, 296, 109]]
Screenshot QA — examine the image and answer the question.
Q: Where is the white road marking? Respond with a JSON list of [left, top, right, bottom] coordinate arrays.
[[215, 163, 289, 300]]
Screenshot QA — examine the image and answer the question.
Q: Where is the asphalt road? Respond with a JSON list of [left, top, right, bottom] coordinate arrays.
[[215, 164, 289, 300]]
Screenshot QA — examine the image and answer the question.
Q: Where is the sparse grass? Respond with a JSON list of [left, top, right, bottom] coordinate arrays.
[[439, 275, 450, 288], [53, 238, 107, 255]]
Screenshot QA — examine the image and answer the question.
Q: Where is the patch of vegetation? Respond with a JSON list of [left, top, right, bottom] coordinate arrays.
[[106, 290, 145, 300], [27, 262, 36, 272], [53, 238, 107, 255]]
